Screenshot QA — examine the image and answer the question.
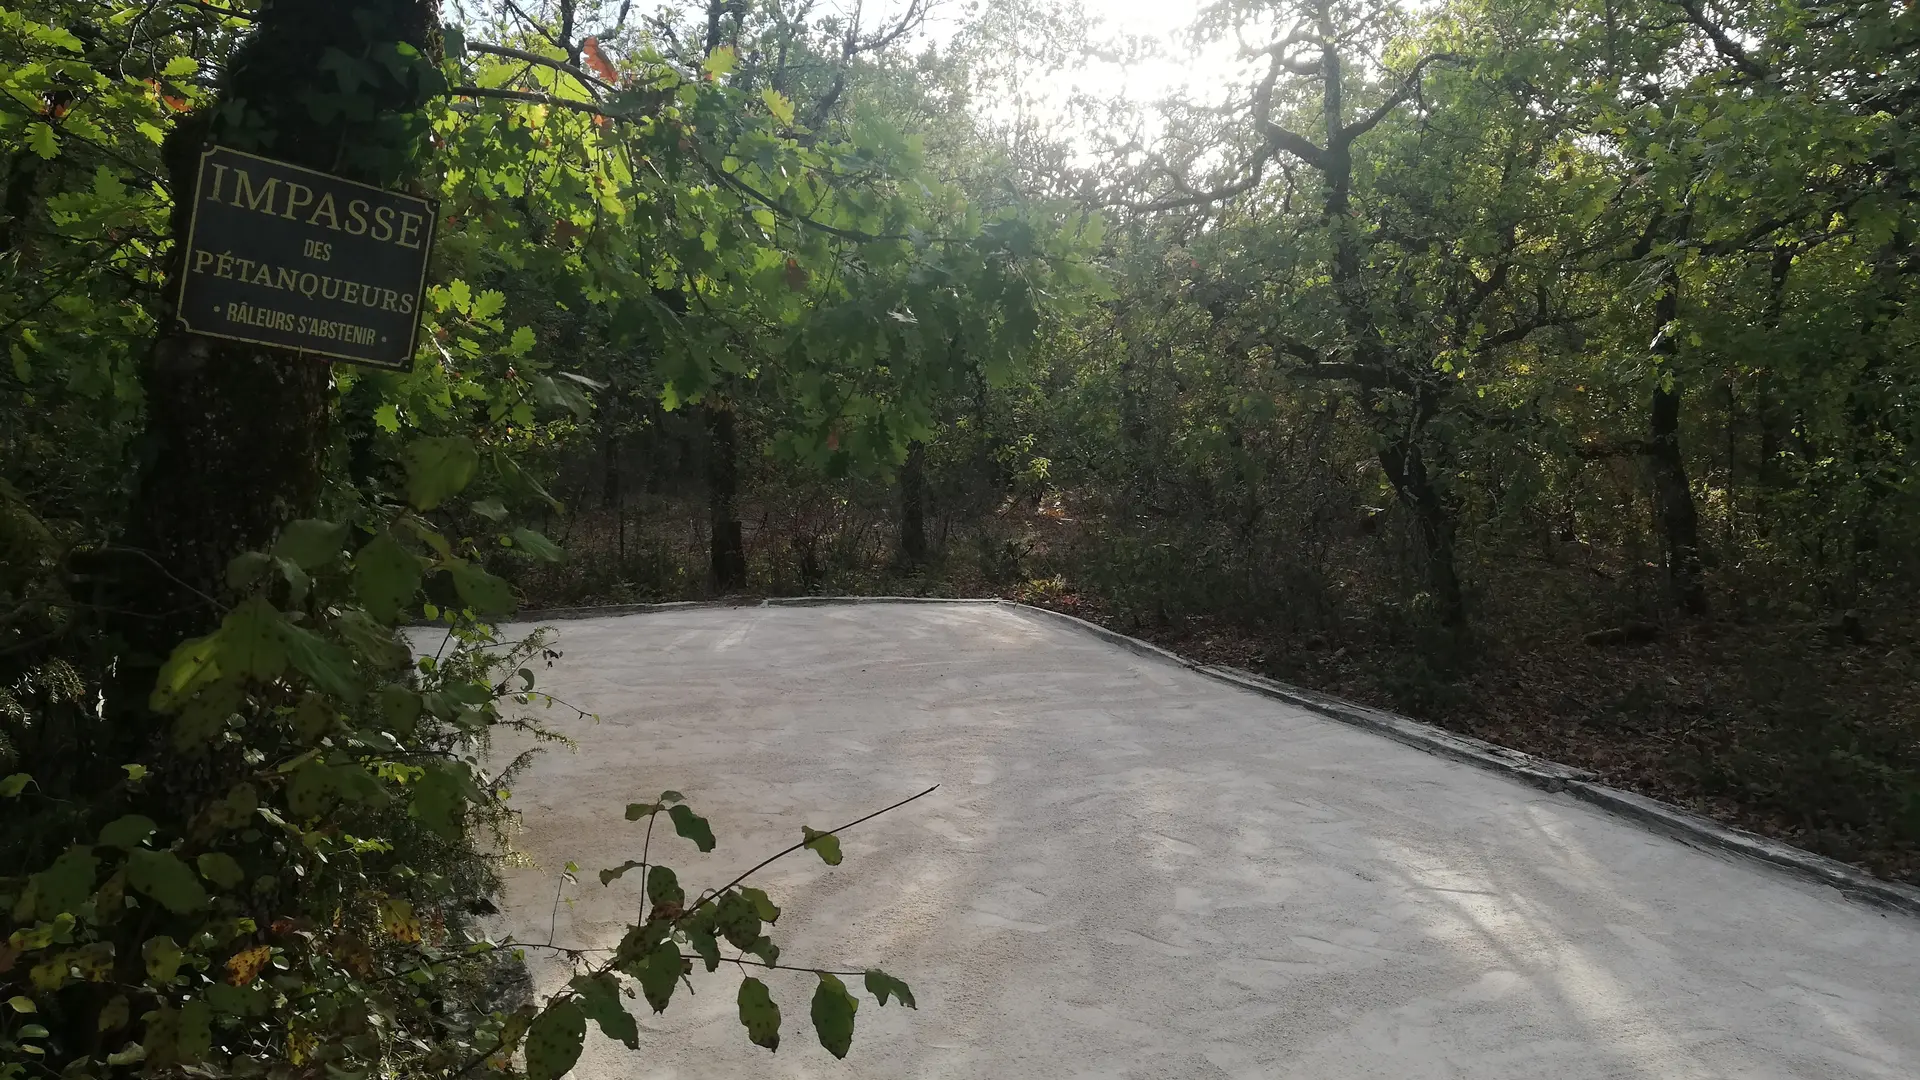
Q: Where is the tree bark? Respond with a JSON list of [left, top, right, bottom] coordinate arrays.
[[1648, 277, 1709, 616], [1308, 17, 1465, 624], [117, 0, 443, 652], [900, 440, 927, 564], [705, 403, 747, 590], [1379, 435, 1464, 622], [600, 393, 623, 511]]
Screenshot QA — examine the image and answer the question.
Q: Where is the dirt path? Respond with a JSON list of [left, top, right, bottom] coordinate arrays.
[[485, 602, 1920, 1079]]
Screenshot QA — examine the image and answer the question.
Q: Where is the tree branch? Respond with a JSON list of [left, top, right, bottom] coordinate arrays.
[[682, 785, 939, 921], [1669, 0, 1768, 81], [450, 85, 620, 118], [467, 42, 615, 93], [1251, 51, 1328, 171], [1341, 52, 1458, 143]]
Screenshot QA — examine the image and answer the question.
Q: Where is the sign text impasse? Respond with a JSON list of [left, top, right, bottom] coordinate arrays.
[[175, 146, 436, 370]]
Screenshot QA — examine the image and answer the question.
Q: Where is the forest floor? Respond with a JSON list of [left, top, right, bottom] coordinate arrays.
[[1010, 585, 1920, 888]]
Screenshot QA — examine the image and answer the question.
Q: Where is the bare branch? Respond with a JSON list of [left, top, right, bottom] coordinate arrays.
[[682, 785, 940, 920]]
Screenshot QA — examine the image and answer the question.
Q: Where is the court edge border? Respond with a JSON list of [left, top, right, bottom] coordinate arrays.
[[504, 596, 1920, 918]]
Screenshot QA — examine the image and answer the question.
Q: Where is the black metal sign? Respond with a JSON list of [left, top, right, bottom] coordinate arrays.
[[174, 146, 436, 371]]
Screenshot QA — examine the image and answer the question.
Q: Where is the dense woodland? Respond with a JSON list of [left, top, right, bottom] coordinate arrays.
[[1, 0, 1917, 1075]]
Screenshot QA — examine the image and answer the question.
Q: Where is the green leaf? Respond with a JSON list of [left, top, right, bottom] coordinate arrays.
[[449, 561, 516, 615], [506, 325, 537, 357], [1, 773, 30, 797], [471, 289, 505, 321], [533, 373, 592, 417], [402, 435, 480, 511], [702, 45, 737, 77], [352, 531, 422, 623], [523, 999, 586, 1080], [195, 852, 245, 890], [155, 1000, 213, 1064], [26, 122, 57, 160], [737, 977, 781, 1051], [6, 996, 34, 1014], [569, 973, 639, 1050], [224, 598, 291, 680], [277, 619, 360, 700], [273, 519, 348, 569], [810, 972, 859, 1059], [379, 684, 423, 735], [127, 850, 209, 913], [686, 916, 721, 971], [171, 682, 242, 749], [410, 762, 474, 840], [801, 826, 842, 866], [631, 940, 682, 1013], [28, 846, 98, 919], [864, 969, 916, 1008], [149, 634, 222, 713], [623, 802, 659, 820], [510, 527, 565, 562], [226, 550, 273, 591], [97, 814, 157, 849], [162, 55, 199, 76], [740, 886, 781, 923], [471, 497, 509, 521], [206, 982, 269, 1017], [667, 804, 715, 852], [443, 279, 472, 314], [761, 87, 795, 126], [295, 695, 332, 744], [713, 891, 761, 949], [599, 860, 642, 885], [143, 936, 184, 982], [645, 864, 682, 907]]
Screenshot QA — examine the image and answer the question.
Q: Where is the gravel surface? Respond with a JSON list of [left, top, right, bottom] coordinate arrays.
[[484, 602, 1920, 1079]]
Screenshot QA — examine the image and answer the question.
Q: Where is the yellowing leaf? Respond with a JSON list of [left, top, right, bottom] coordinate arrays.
[[702, 46, 737, 78], [761, 88, 795, 126], [379, 898, 422, 943], [225, 945, 271, 986]]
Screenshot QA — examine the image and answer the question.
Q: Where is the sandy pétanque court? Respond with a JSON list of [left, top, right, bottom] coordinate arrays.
[[474, 602, 1919, 1079]]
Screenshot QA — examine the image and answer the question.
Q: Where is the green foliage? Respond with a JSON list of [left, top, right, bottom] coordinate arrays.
[[801, 826, 843, 865], [737, 976, 782, 1050], [809, 972, 859, 1059], [523, 998, 586, 1080], [666, 803, 716, 852]]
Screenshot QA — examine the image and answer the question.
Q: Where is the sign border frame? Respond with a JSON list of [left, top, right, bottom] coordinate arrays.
[[172, 144, 440, 372]]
